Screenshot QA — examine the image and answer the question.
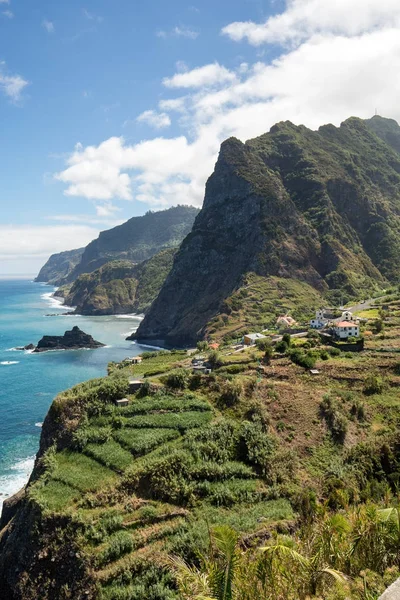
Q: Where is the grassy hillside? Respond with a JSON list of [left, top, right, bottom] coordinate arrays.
[[4, 295, 400, 598], [61, 249, 176, 316]]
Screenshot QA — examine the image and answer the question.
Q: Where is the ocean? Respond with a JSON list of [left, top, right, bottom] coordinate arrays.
[[0, 279, 148, 508]]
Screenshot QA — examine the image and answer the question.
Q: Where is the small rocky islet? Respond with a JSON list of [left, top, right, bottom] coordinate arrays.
[[17, 326, 105, 353]]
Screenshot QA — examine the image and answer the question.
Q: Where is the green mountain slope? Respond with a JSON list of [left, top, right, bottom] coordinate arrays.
[[61, 249, 176, 316], [136, 116, 400, 346], [66, 206, 199, 282], [35, 248, 84, 285]]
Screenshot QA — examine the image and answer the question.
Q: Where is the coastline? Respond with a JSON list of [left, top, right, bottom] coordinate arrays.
[[0, 280, 146, 510]]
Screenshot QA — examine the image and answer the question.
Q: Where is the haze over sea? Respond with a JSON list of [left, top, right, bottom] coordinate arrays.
[[0, 279, 147, 508]]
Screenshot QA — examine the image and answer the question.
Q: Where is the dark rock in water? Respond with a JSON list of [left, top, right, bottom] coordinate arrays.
[[33, 326, 105, 353], [15, 344, 35, 351]]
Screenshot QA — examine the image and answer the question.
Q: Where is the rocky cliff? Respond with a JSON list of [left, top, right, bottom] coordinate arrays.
[[35, 248, 84, 285], [61, 248, 176, 316], [65, 205, 198, 283], [135, 116, 400, 346]]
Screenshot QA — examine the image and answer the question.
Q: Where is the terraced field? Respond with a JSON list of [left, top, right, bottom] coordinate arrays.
[[28, 374, 293, 599]]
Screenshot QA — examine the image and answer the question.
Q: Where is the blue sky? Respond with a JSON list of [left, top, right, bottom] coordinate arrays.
[[1, 0, 399, 274]]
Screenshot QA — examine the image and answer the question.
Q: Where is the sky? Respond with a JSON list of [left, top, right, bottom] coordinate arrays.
[[1, 0, 400, 275]]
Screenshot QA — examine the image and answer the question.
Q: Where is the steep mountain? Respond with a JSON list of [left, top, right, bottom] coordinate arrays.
[[135, 116, 400, 346], [35, 248, 84, 285], [65, 206, 199, 282], [61, 248, 176, 316]]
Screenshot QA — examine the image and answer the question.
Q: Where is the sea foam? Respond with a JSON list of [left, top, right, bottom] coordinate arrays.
[[0, 456, 35, 510]]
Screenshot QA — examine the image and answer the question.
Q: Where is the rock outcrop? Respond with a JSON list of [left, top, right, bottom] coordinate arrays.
[[33, 326, 105, 352], [136, 116, 400, 346], [58, 248, 176, 316]]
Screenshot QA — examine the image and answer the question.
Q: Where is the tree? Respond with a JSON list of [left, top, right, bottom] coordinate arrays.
[[197, 341, 209, 352]]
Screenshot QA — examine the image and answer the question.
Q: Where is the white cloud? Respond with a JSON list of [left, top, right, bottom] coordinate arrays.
[[55, 0, 400, 212], [157, 25, 199, 39], [0, 0, 10, 4], [222, 0, 400, 45], [42, 19, 55, 33], [2, 10, 13, 18], [46, 214, 122, 226], [0, 62, 29, 103], [163, 63, 237, 89], [83, 8, 103, 23], [0, 225, 99, 260], [137, 110, 171, 129], [158, 97, 187, 112]]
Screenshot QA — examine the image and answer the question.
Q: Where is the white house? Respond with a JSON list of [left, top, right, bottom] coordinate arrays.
[[334, 321, 360, 340], [310, 309, 329, 329], [341, 310, 354, 322], [243, 333, 267, 346]]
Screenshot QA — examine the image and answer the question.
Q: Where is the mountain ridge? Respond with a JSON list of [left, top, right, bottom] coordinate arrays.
[[135, 116, 400, 346]]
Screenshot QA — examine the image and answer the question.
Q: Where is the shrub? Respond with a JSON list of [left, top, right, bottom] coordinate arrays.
[[328, 347, 341, 357], [239, 420, 276, 476], [363, 374, 387, 396], [165, 369, 188, 390], [255, 338, 272, 352], [263, 346, 273, 365], [282, 333, 292, 347], [208, 350, 222, 368], [196, 341, 209, 352], [219, 380, 243, 407], [319, 396, 348, 443], [350, 400, 366, 422], [393, 363, 400, 376], [100, 531, 134, 565], [288, 348, 316, 369], [275, 340, 288, 354], [320, 350, 330, 361]]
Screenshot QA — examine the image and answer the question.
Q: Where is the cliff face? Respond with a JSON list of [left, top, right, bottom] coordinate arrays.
[[62, 248, 176, 316], [65, 205, 199, 282], [136, 116, 400, 346], [35, 248, 84, 285]]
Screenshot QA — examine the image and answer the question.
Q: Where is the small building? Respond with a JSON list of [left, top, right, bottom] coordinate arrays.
[[276, 315, 296, 329], [340, 310, 354, 322], [310, 369, 320, 376], [115, 398, 129, 407], [131, 356, 143, 364], [128, 379, 144, 393], [310, 309, 329, 329], [192, 365, 209, 374], [333, 321, 360, 340], [243, 333, 267, 346], [209, 343, 220, 350]]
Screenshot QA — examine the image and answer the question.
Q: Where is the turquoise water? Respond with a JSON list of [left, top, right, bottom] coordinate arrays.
[[0, 279, 147, 507]]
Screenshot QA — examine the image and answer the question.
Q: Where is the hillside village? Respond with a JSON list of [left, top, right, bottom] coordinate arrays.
[[5, 287, 400, 599]]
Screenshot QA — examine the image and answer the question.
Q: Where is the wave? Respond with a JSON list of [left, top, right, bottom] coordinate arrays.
[[35, 422, 43, 428], [116, 314, 143, 320], [41, 292, 75, 312], [1, 361, 19, 365], [0, 456, 35, 510]]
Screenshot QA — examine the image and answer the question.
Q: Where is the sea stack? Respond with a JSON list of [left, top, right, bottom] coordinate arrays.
[[33, 326, 105, 353]]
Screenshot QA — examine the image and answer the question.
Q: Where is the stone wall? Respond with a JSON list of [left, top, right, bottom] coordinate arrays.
[[379, 578, 400, 599]]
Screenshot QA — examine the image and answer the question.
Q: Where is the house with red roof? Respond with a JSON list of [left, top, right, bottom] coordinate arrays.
[[333, 320, 360, 339]]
